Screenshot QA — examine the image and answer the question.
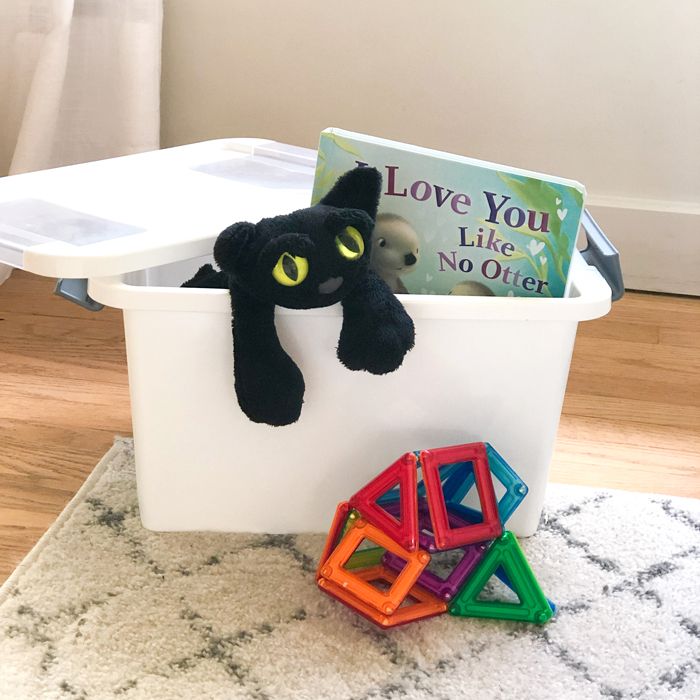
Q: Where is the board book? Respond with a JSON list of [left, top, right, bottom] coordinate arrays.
[[311, 128, 586, 298]]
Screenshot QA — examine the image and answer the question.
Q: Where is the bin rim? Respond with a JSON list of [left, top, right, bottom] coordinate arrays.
[[88, 250, 611, 323]]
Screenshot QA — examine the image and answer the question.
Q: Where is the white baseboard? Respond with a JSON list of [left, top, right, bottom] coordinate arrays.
[[586, 197, 699, 296]]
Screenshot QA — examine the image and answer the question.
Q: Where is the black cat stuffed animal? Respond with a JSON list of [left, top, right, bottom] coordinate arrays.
[[183, 167, 415, 426]]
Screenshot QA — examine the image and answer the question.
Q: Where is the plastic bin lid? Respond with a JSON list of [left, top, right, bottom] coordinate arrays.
[[0, 139, 316, 278]]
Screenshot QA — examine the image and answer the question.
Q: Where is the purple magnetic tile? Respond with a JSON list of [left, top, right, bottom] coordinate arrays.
[[377, 495, 490, 601], [384, 541, 488, 601]]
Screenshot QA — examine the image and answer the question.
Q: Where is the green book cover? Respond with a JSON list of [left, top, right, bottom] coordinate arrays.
[[312, 128, 586, 298]]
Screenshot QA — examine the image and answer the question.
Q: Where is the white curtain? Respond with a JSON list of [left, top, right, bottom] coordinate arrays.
[[0, 0, 163, 284]]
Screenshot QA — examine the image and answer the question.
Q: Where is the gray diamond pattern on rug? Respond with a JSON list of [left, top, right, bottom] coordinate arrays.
[[1, 438, 699, 699]]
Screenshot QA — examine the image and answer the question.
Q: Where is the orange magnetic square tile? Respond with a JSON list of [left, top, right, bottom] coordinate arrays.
[[317, 517, 431, 616], [318, 565, 447, 628]]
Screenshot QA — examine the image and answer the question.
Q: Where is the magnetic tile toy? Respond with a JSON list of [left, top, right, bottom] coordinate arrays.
[[349, 452, 419, 552], [448, 531, 553, 624], [318, 565, 447, 628], [317, 517, 431, 616], [420, 443, 502, 550], [317, 441, 554, 629]]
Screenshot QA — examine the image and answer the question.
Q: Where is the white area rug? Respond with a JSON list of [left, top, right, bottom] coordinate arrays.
[[1, 438, 699, 699]]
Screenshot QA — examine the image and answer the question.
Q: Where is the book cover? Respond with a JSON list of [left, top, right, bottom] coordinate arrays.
[[312, 128, 586, 298]]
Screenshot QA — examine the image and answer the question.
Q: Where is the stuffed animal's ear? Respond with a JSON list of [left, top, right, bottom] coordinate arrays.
[[319, 167, 382, 220], [214, 221, 257, 273]]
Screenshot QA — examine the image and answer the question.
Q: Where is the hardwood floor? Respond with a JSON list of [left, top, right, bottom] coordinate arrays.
[[1, 270, 698, 584], [0, 272, 131, 584]]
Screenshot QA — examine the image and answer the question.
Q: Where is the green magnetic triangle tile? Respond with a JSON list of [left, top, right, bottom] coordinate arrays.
[[448, 531, 552, 624]]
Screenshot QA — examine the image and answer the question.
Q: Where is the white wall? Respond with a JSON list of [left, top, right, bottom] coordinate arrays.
[[161, 0, 700, 294]]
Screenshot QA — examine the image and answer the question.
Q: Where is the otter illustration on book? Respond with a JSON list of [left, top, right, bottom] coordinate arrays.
[[312, 128, 586, 298], [370, 213, 420, 294]]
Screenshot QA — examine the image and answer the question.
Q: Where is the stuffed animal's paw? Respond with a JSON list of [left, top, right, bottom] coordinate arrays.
[[234, 352, 305, 426], [337, 313, 415, 375]]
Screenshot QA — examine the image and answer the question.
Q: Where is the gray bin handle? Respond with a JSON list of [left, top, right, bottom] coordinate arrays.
[[580, 209, 624, 301], [54, 278, 104, 312]]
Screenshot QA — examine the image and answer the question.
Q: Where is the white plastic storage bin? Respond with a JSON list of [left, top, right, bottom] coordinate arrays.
[[0, 139, 614, 537]]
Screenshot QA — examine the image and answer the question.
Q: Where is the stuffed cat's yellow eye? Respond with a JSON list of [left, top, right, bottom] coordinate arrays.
[[272, 252, 309, 286], [335, 226, 365, 260]]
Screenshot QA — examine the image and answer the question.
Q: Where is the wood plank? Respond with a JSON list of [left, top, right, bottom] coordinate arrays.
[[551, 415, 700, 496], [1, 271, 132, 581]]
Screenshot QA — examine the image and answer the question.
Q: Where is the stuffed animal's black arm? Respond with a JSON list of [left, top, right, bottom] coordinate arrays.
[[230, 284, 305, 426], [337, 268, 415, 375]]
